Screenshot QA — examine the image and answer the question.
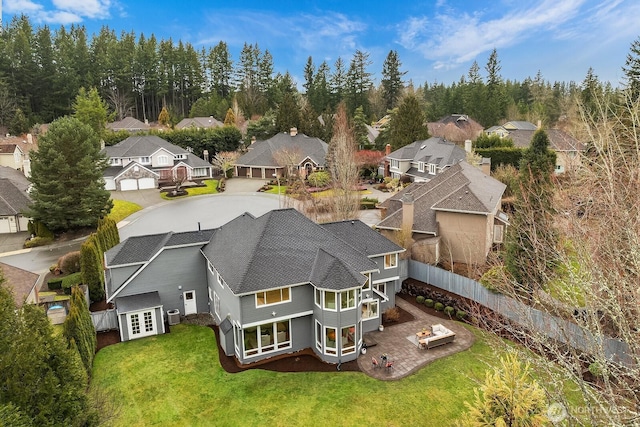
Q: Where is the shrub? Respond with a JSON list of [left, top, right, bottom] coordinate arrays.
[[444, 306, 455, 317], [48, 278, 63, 290], [62, 272, 83, 294], [416, 295, 425, 304], [456, 310, 467, 320], [307, 171, 331, 187], [360, 200, 377, 210], [383, 307, 400, 322], [424, 299, 434, 308], [588, 362, 605, 378], [58, 251, 81, 274], [24, 236, 53, 248], [434, 302, 444, 311]]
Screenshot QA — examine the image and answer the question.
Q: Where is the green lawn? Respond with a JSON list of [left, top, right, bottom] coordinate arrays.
[[92, 324, 496, 426], [108, 200, 143, 223], [264, 184, 287, 195], [161, 180, 219, 200]]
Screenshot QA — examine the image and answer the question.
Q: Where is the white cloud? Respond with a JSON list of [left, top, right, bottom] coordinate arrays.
[[52, 0, 111, 19], [5, 0, 43, 13], [397, 0, 587, 67]]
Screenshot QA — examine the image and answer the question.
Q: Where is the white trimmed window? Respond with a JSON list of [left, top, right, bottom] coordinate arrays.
[[373, 282, 387, 296], [110, 158, 121, 165], [323, 291, 336, 311], [362, 274, 371, 291], [243, 320, 291, 358], [158, 155, 169, 165], [362, 301, 379, 319], [428, 163, 436, 174], [213, 292, 220, 317], [256, 287, 290, 307], [325, 327, 337, 355], [341, 325, 356, 355], [493, 225, 504, 243], [315, 321, 322, 351], [340, 289, 356, 310], [418, 162, 425, 172], [141, 156, 150, 164], [391, 159, 399, 169], [216, 271, 226, 288], [384, 253, 397, 269], [314, 288, 321, 308]]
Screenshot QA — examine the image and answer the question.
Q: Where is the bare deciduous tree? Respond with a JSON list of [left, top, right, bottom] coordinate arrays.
[[211, 151, 240, 179]]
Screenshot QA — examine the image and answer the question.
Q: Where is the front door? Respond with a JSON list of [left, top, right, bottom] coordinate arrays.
[[183, 290, 197, 315]]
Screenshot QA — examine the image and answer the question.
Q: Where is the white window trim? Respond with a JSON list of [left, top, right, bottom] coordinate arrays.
[[384, 253, 398, 269], [341, 325, 356, 355], [315, 320, 322, 351], [428, 163, 436, 174], [158, 155, 169, 165], [323, 290, 337, 312], [418, 162, 424, 173], [314, 288, 321, 308], [362, 273, 371, 291], [340, 289, 356, 311], [361, 300, 379, 320], [255, 287, 291, 308], [391, 159, 399, 169], [324, 326, 337, 355], [213, 292, 220, 318], [243, 320, 292, 359]]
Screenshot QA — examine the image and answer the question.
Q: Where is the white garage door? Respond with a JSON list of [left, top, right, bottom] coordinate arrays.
[[119, 179, 138, 191], [0, 217, 11, 234], [138, 177, 156, 189], [104, 178, 116, 191]]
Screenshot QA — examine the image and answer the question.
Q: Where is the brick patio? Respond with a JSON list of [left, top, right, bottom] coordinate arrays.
[[358, 298, 475, 380]]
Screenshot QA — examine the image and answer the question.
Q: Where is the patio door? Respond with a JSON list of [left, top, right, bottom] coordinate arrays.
[[183, 290, 197, 315]]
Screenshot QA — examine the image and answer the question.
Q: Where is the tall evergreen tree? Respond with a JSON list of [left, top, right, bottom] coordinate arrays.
[[345, 50, 373, 116], [505, 129, 557, 294], [28, 116, 112, 231], [482, 48, 508, 126], [330, 57, 347, 109], [73, 87, 109, 136], [381, 50, 406, 111], [622, 36, 640, 101], [81, 235, 104, 301], [63, 285, 97, 374], [352, 105, 370, 149], [275, 92, 300, 132], [388, 94, 429, 150], [207, 41, 234, 99]]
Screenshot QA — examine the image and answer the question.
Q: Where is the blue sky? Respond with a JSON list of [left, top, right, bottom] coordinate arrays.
[[3, 0, 640, 88]]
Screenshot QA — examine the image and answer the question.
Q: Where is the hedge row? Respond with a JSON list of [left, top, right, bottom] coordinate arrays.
[[475, 147, 525, 171]]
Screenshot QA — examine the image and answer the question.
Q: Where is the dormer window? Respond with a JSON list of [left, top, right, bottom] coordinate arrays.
[[110, 158, 121, 165], [140, 156, 150, 164], [391, 159, 399, 169], [158, 155, 169, 165], [428, 164, 436, 174], [418, 162, 425, 173]]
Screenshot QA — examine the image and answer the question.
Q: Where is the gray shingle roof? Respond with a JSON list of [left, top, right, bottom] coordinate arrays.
[[106, 117, 150, 131], [175, 117, 223, 129], [507, 129, 586, 152], [106, 229, 214, 266], [386, 137, 466, 168], [0, 166, 30, 192], [321, 220, 403, 256], [503, 121, 538, 130], [115, 291, 161, 313], [181, 153, 212, 168], [0, 179, 31, 215], [103, 135, 187, 158], [236, 133, 328, 168], [201, 209, 377, 294], [309, 248, 366, 290], [377, 161, 506, 233]]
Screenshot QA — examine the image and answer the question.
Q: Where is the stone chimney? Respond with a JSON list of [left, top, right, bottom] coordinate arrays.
[[290, 127, 298, 136], [401, 193, 414, 232], [385, 144, 391, 155], [464, 139, 472, 153], [203, 150, 209, 163]]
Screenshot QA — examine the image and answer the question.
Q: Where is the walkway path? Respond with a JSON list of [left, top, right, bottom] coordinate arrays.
[[357, 298, 475, 380]]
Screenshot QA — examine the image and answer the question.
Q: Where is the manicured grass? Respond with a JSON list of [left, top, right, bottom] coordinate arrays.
[[91, 324, 497, 426], [312, 188, 372, 198], [264, 184, 287, 195], [160, 180, 219, 200], [108, 200, 143, 223]]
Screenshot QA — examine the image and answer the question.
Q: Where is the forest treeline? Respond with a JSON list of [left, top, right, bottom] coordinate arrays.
[[0, 14, 631, 136]]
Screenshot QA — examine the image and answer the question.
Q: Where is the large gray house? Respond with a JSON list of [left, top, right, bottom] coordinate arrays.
[[104, 208, 404, 365], [385, 137, 467, 182]]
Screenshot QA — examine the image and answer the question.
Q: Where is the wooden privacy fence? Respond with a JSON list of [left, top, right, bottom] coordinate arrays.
[[408, 260, 632, 365], [91, 309, 117, 332]]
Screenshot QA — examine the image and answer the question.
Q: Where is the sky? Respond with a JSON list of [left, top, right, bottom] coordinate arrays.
[[3, 0, 640, 89]]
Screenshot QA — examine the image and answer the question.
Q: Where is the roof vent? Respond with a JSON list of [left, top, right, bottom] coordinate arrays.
[[420, 145, 426, 150]]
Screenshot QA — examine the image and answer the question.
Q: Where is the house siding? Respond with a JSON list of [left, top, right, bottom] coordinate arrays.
[[436, 211, 490, 264], [107, 265, 141, 297], [116, 246, 209, 316], [238, 284, 312, 326]]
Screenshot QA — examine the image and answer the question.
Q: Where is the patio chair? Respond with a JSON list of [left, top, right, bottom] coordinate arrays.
[[372, 356, 380, 369], [385, 360, 394, 371]]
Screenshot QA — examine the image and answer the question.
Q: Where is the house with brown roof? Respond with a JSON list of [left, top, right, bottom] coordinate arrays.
[[175, 116, 224, 130], [485, 122, 586, 173], [427, 114, 483, 143], [376, 161, 508, 265], [106, 117, 151, 133], [0, 262, 39, 307]]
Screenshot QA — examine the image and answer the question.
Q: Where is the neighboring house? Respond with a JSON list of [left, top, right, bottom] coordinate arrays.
[[102, 135, 213, 191], [385, 137, 467, 182], [377, 160, 507, 265], [234, 128, 328, 179], [0, 144, 24, 170], [0, 167, 32, 233], [106, 117, 151, 133], [104, 208, 404, 365], [485, 121, 586, 173], [427, 114, 483, 143], [0, 262, 39, 307], [175, 116, 224, 130], [0, 132, 37, 176]]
